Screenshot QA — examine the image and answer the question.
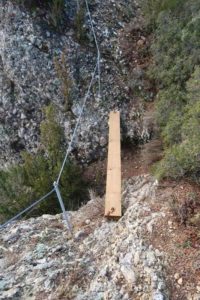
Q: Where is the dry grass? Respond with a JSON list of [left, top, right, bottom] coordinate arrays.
[[72, 189, 104, 228], [147, 180, 200, 299], [54, 51, 72, 112], [51, 263, 88, 300], [169, 188, 200, 227]]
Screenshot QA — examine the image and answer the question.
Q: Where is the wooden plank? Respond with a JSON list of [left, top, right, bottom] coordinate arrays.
[[105, 111, 121, 217]]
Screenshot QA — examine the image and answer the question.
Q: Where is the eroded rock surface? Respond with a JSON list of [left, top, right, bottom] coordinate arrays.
[[0, 175, 169, 299], [0, 0, 151, 167]]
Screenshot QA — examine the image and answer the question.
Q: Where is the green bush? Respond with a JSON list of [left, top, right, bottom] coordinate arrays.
[[0, 104, 89, 223], [155, 85, 186, 128], [161, 111, 183, 146], [140, 0, 185, 27], [186, 66, 200, 103], [48, 0, 65, 29], [54, 53, 73, 113], [74, 6, 88, 44], [142, 0, 200, 180], [154, 67, 200, 180], [148, 14, 191, 87]]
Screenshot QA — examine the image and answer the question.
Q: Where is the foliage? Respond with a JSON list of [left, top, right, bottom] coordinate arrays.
[[0, 104, 88, 223], [16, 0, 65, 29], [140, 0, 185, 27], [148, 14, 192, 88], [155, 86, 186, 128], [48, 0, 65, 29], [169, 192, 199, 226], [54, 53, 73, 113], [141, 0, 200, 180], [74, 6, 88, 44], [154, 68, 200, 180]]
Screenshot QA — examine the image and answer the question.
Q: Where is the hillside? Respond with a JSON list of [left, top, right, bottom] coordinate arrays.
[[1, 175, 200, 300], [1, 0, 200, 299], [0, 0, 150, 167], [0, 176, 168, 300], [0, 0, 154, 222]]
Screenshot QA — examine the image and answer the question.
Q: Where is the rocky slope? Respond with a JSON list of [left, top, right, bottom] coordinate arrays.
[[0, 175, 169, 300], [0, 0, 150, 167]]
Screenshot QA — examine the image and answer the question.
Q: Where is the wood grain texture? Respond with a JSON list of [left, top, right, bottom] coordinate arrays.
[[105, 111, 121, 217]]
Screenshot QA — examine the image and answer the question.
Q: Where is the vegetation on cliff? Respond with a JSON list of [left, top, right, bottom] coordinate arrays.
[[0, 105, 88, 223], [142, 0, 200, 180]]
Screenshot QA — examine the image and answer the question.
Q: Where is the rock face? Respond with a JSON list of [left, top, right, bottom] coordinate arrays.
[[0, 0, 150, 167], [0, 175, 169, 299]]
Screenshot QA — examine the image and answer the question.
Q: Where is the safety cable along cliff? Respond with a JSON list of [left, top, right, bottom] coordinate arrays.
[[0, 0, 101, 231]]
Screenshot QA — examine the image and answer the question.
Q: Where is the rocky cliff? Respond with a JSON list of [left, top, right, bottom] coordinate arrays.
[[0, 0, 151, 167], [0, 175, 169, 300]]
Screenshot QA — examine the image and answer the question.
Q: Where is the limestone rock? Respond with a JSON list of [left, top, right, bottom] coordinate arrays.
[[0, 0, 150, 167], [0, 175, 169, 300]]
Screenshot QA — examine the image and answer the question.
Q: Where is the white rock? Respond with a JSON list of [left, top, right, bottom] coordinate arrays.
[[153, 291, 165, 300], [174, 273, 179, 280], [134, 251, 140, 265], [121, 265, 136, 284], [178, 278, 183, 285], [168, 221, 173, 227], [197, 286, 200, 292], [146, 251, 156, 266], [85, 219, 91, 225]]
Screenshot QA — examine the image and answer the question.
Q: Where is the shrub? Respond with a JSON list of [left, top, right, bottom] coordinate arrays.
[[16, 0, 65, 29], [0, 104, 89, 223], [161, 110, 183, 146], [48, 0, 65, 29], [154, 143, 194, 179], [142, 0, 200, 181], [74, 6, 88, 44], [186, 66, 200, 104], [154, 67, 200, 180], [140, 0, 185, 27], [155, 85, 186, 128], [54, 53, 73, 113], [148, 13, 191, 88], [169, 192, 198, 226]]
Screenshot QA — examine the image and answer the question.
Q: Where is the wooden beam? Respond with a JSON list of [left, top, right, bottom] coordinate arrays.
[[105, 111, 121, 217]]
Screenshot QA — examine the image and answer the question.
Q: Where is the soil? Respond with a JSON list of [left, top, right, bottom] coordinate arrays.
[[148, 179, 200, 300]]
